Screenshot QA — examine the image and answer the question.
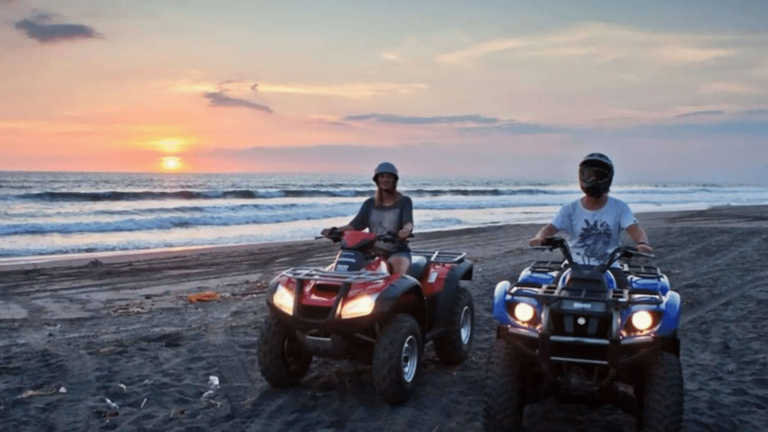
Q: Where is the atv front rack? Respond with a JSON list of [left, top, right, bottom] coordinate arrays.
[[508, 283, 663, 308], [280, 267, 390, 284], [277, 268, 391, 325], [411, 250, 466, 264]]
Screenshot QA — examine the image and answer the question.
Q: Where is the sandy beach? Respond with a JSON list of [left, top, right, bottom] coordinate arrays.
[[1, 204, 768, 432]]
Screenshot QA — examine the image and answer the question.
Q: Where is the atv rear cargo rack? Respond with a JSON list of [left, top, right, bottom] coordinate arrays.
[[411, 250, 466, 264], [529, 260, 566, 273], [280, 267, 390, 284], [622, 263, 663, 279]]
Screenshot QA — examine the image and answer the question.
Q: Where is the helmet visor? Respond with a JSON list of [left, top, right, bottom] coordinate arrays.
[[579, 165, 611, 183]]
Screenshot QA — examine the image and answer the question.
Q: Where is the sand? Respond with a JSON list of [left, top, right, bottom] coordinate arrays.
[[1, 205, 767, 431]]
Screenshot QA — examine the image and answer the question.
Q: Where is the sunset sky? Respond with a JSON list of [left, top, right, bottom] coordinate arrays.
[[1, 0, 768, 183]]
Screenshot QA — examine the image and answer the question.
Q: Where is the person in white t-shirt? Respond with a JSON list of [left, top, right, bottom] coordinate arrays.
[[528, 153, 653, 287]]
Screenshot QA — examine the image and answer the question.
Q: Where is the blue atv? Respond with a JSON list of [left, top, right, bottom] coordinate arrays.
[[483, 237, 683, 432]]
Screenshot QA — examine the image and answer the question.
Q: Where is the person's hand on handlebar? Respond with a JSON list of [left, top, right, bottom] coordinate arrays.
[[636, 242, 654, 254], [397, 227, 412, 240], [528, 236, 546, 247], [321, 227, 336, 238]]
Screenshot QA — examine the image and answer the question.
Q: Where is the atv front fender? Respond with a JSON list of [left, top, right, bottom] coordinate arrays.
[[371, 275, 427, 327], [656, 290, 681, 337]]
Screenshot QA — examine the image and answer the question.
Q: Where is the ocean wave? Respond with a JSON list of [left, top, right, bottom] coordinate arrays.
[[11, 187, 569, 202]]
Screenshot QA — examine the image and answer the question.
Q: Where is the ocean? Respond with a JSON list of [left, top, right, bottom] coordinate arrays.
[[2, 171, 767, 260]]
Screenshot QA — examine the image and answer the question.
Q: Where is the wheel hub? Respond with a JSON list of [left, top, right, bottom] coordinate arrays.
[[401, 335, 418, 383], [460, 306, 472, 345]]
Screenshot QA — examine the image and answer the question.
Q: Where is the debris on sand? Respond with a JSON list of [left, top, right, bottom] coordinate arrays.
[[112, 305, 148, 316], [187, 291, 220, 302], [201, 375, 222, 407], [19, 385, 65, 398], [86, 259, 103, 268]]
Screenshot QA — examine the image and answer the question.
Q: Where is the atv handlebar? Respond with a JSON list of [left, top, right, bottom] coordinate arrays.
[[533, 236, 655, 269], [315, 228, 414, 243]]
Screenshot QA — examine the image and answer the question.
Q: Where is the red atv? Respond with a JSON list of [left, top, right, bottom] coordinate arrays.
[[257, 229, 474, 405]]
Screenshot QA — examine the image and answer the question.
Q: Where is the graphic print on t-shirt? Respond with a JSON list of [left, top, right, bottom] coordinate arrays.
[[575, 218, 612, 264]]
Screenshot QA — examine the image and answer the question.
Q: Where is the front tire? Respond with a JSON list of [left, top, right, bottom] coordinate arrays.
[[434, 286, 475, 365], [483, 336, 525, 432], [257, 311, 312, 387], [639, 351, 684, 432], [372, 314, 423, 405]]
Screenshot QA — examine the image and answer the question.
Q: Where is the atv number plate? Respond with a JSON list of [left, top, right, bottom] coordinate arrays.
[[559, 300, 607, 313]]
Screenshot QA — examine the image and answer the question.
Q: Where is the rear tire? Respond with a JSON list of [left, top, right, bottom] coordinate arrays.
[[639, 351, 684, 432], [372, 314, 423, 405], [434, 286, 475, 365], [483, 336, 525, 432], [257, 311, 312, 387]]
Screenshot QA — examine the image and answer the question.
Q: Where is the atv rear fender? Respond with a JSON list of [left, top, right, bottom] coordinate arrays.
[[372, 275, 427, 329], [432, 260, 474, 331]]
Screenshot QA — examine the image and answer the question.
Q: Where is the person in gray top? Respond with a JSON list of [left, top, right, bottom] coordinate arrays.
[[322, 162, 414, 275]]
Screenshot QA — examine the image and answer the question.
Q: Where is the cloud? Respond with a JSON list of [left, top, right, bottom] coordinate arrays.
[[381, 51, 402, 62], [675, 110, 725, 118], [434, 22, 738, 66], [343, 113, 501, 125], [167, 78, 428, 99], [625, 120, 768, 137], [459, 122, 566, 135], [14, 13, 102, 43], [254, 82, 428, 98], [738, 109, 768, 115], [697, 82, 763, 94], [650, 46, 733, 65], [339, 112, 564, 134], [203, 91, 272, 113], [435, 39, 531, 64]]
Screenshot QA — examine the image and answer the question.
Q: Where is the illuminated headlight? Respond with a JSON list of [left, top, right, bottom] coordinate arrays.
[[272, 284, 295, 315], [341, 293, 379, 319], [513, 303, 536, 323], [630, 310, 654, 331]]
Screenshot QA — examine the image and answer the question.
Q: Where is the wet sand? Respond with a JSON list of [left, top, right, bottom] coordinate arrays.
[[1, 205, 767, 431]]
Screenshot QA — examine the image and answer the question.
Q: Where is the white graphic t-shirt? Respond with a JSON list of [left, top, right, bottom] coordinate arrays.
[[551, 197, 638, 265]]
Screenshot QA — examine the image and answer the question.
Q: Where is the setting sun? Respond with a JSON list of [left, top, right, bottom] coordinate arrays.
[[161, 156, 182, 170]]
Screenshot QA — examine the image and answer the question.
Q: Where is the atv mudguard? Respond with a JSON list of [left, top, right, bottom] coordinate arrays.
[[371, 275, 427, 326], [432, 260, 473, 331]]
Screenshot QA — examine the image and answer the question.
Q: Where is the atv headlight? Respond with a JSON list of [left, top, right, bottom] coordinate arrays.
[[341, 293, 380, 319], [630, 310, 654, 331], [513, 303, 536, 323], [273, 284, 295, 315]]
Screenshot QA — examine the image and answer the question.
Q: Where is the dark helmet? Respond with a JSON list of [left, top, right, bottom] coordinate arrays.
[[578, 153, 614, 197], [373, 162, 399, 184]]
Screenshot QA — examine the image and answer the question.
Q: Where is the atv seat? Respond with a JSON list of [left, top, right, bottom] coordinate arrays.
[[408, 255, 430, 281]]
